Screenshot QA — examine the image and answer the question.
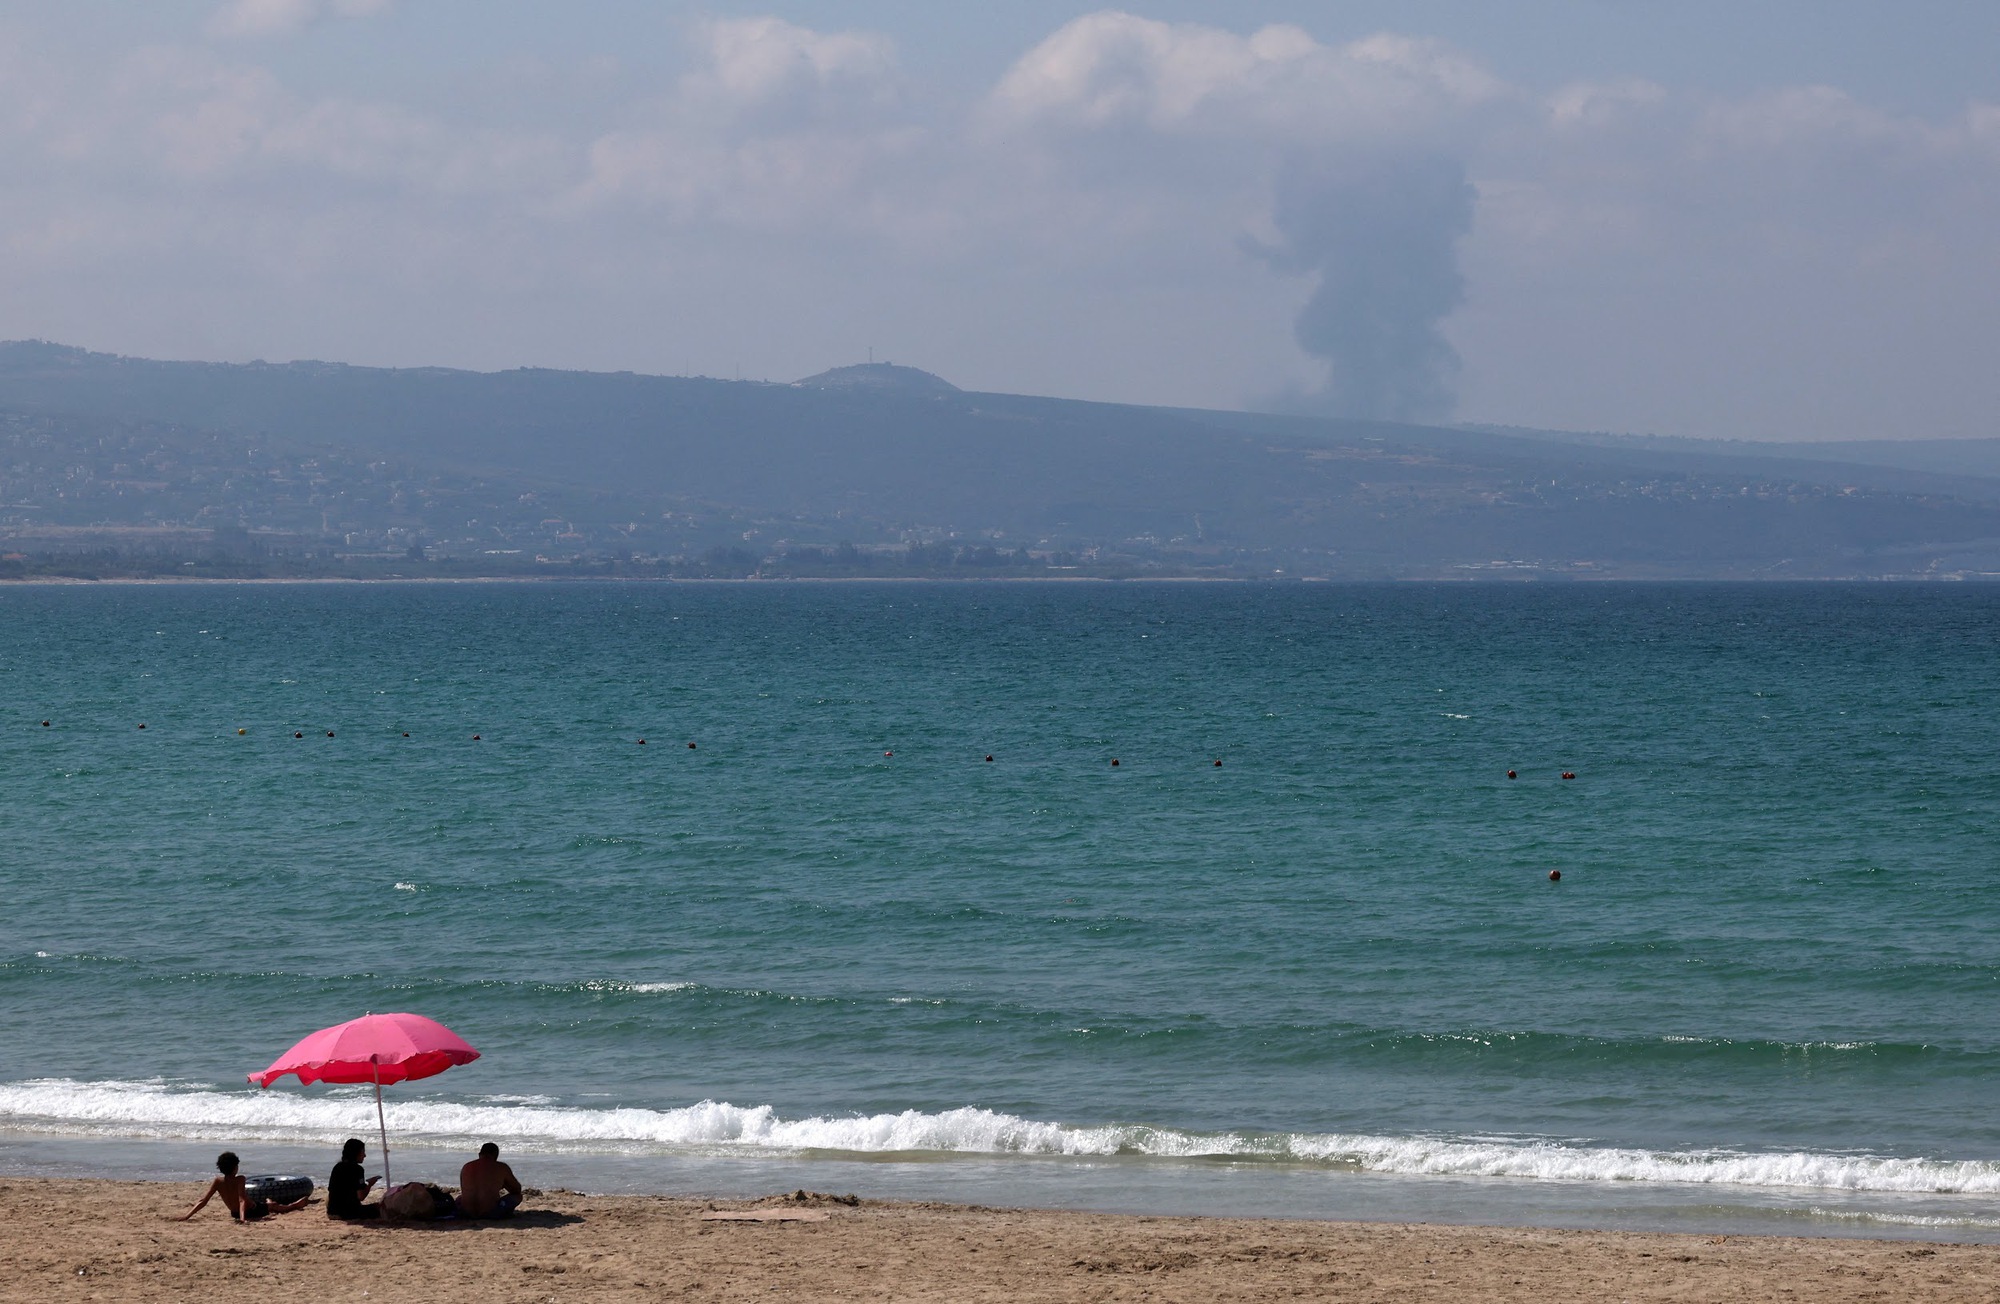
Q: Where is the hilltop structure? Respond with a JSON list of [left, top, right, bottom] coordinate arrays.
[[793, 363, 960, 396]]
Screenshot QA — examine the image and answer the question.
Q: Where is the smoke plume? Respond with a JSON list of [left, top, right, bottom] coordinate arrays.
[[1253, 153, 1475, 422]]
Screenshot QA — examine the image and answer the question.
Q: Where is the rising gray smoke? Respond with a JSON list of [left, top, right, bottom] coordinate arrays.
[[1251, 152, 1475, 423]]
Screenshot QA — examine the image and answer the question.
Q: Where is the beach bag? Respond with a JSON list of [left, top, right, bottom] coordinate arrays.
[[382, 1182, 436, 1221]]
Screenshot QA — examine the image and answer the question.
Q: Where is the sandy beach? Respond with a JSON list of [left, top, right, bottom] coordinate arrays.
[[5, 1178, 1998, 1302]]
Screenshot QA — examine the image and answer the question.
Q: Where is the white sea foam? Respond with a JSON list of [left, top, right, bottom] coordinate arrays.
[[3, 1078, 1997, 1195], [1804, 1206, 2000, 1230]]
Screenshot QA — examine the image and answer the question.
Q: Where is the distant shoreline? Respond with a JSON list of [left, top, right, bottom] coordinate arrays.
[[0, 573, 1199, 585], [4, 573, 1998, 586]]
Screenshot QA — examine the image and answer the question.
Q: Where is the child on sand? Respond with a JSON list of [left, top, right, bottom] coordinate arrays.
[[178, 1152, 308, 1223]]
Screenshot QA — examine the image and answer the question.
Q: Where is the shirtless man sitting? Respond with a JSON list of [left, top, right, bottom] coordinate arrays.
[[458, 1142, 524, 1219], [179, 1152, 308, 1223]]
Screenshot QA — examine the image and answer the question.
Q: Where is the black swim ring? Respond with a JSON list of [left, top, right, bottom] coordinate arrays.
[[244, 1174, 314, 1205]]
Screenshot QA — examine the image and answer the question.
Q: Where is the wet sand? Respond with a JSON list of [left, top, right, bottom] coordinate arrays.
[[6, 1177, 2000, 1301]]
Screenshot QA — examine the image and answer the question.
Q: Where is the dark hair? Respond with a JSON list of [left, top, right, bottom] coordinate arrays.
[[216, 1151, 240, 1175], [341, 1138, 366, 1162], [478, 1142, 499, 1160]]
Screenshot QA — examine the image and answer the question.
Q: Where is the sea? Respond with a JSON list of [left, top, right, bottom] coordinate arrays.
[[3, 580, 1999, 1240]]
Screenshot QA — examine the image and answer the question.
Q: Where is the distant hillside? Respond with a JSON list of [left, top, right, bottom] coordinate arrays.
[[3, 340, 1999, 579], [1466, 423, 2000, 483]]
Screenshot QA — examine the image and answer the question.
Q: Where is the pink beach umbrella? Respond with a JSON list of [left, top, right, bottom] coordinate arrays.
[[248, 1012, 480, 1189]]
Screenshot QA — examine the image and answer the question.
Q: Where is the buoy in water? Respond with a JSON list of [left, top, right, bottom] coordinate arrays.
[[1561, 771, 1575, 780], [1110, 758, 1120, 767], [472, 734, 481, 741], [1548, 869, 1562, 882], [1214, 759, 1223, 767], [883, 750, 893, 758], [687, 742, 697, 750], [401, 732, 410, 738], [41, 720, 50, 728], [137, 723, 146, 730], [1506, 770, 1516, 779], [294, 732, 303, 739], [985, 755, 994, 763], [638, 738, 646, 745], [326, 731, 335, 738], [237, 728, 246, 735]]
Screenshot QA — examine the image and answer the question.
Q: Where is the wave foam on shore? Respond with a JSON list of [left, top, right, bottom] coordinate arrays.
[[3, 1077, 1996, 1196]]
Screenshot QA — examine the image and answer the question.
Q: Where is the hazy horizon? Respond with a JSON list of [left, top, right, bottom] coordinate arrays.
[[2, 3, 1997, 441]]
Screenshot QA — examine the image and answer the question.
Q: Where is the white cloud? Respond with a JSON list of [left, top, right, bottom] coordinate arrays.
[[208, 0, 396, 41], [988, 12, 1503, 143], [1546, 79, 1667, 129], [690, 16, 898, 117], [569, 16, 919, 230]]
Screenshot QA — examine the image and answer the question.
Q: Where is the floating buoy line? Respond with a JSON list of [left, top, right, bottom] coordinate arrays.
[[31, 720, 1600, 806]]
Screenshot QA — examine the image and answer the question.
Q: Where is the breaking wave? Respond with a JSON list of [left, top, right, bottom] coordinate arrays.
[[3, 1078, 1998, 1195]]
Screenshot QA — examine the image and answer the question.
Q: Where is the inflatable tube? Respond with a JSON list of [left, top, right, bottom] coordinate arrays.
[[244, 1175, 313, 1205]]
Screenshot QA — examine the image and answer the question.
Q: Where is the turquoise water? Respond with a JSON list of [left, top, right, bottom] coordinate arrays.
[[3, 581, 1999, 1235]]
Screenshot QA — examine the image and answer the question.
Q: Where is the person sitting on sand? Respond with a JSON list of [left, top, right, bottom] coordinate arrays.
[[179, 1151, 307, 1223], [327, 1138, 382, 1220], [457, 1142, 524, 1219]]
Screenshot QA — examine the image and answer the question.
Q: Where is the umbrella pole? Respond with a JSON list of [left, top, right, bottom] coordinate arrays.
[[374, 1065, 392, 1191]]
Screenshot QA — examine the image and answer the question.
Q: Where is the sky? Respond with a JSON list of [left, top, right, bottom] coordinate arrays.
[[2, 2, 1998, 440]]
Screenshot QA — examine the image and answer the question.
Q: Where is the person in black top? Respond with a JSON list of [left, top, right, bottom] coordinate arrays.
[[327, 1137, 381, 1220]]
